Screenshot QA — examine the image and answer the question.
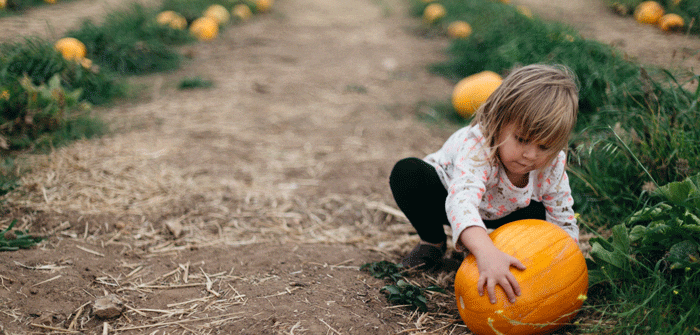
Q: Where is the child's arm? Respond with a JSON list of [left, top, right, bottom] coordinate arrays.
[[459, 226, 526, 304]]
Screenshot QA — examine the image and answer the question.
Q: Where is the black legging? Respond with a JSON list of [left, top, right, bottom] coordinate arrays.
[[389, 157, 546, 244]]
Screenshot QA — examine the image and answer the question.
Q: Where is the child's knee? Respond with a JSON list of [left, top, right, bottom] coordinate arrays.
[[389, 157, 423, 184]]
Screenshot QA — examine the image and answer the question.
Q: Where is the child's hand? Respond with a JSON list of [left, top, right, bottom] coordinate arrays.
[[458, 226, 527, 304], [473, 246, 526, 304]]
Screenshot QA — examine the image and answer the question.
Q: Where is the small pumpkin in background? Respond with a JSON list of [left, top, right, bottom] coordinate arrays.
[[634, 1, 664, 25], [54, 37, 87, 61], [0, 0, 6, 9], [455, 219, 588, 335], [423, 3, 446, 24], [447, 21, 472, 39], [204, 4, 230, 25], [658, 13, 684, 31], [452, 71, 502, 119], [44, 0, 57, 3], [190, 17, 219, 41], [255, 0, 273, 13], [156, 11, 187, 30], [232, 4, 253, 21]]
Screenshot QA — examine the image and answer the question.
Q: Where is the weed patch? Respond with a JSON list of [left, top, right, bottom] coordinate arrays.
[[361, 261, 445, 312]]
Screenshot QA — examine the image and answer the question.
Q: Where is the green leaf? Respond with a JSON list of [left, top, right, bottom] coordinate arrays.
[[680, 224, 700, 235], [589, 224, 631, 272], [668, 240, 700, 270], [0, 220, 44, 251], [655, 173, 700, 206], [0, 220, 16, 234], [360, 260, 403, 280], [586, 268, 608, 287], [425, 285, 446, 293], [629, 225, 647, 244], [660, 181, 693, 204], [683, 212, 700, 227], [627, 204, 671, 225], [381, 285, 401, 296]]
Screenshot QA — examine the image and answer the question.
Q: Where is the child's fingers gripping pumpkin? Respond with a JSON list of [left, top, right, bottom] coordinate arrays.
[[476, 247, 526, 304]]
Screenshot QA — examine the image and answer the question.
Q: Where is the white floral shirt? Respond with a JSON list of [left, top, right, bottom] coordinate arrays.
[[424, 125, 578, 251]]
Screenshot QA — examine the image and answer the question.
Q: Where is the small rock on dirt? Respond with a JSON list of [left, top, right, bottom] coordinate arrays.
[[93, 295, 123, 319]]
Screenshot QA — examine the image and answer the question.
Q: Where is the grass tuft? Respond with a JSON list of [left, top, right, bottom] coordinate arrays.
[[178, 76, 214, 90]]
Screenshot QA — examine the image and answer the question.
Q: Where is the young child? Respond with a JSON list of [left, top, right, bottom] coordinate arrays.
[[389, 64, 579, 305]]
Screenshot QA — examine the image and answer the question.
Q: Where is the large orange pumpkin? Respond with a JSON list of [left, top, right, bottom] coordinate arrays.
[[454, 219, 588, 335], [452, 71, 502, 119]]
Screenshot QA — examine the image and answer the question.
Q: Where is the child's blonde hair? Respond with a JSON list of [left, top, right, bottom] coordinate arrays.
[[470, 63, 579, 167]]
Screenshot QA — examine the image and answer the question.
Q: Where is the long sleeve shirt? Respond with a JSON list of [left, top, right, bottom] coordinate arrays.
[[423, 125, 578, 251]]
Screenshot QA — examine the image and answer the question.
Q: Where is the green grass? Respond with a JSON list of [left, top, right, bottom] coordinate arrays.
[[178, 76, 214, 90], [0, 38, 116, 152], [1, 220, 44, 251], [66, 3, 188, 75], [569, 69, 700, 227]]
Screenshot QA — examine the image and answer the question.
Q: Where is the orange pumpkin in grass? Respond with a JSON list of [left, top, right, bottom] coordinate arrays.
[[452, 71, 502, 119], [658, 13, 684, 31], [423, 3, 446, 24], [634, 1, 665, 25], [190, 17, 219, 41], [232, 4, 253, 21], [54, 37, 87, 61], [455, 219, 588, 335], [156, 11, 187, 30], [204, 4, 230, 25], [447, 21, 473, 39], [255, 0, 273, 13]]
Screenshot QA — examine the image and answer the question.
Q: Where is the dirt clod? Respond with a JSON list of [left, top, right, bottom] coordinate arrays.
[[93, 295, 124, 319]]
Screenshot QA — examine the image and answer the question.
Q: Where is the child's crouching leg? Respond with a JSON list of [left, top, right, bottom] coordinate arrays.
[[389, 157, 453, 270]]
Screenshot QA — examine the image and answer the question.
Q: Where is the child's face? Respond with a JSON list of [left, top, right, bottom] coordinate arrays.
[[496, 124, 553, 181]]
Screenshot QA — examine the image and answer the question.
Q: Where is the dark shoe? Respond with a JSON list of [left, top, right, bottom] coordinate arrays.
[[440, 251, 465, 272], [401, 243, 446, 270]]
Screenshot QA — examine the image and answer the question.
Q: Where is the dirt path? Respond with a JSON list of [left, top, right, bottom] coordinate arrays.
[[1, 0, 699, 333]]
